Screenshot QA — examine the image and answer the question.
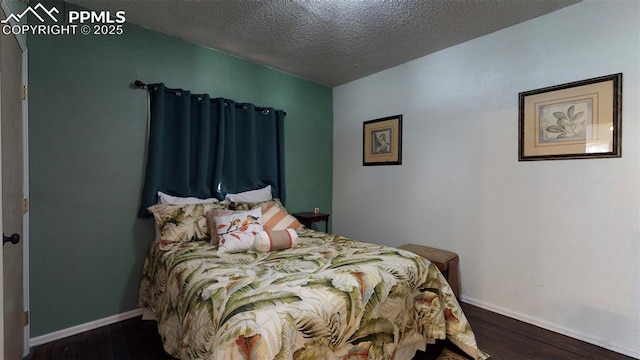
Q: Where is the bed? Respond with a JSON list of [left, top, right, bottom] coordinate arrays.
[[138, 199, 487, 360]]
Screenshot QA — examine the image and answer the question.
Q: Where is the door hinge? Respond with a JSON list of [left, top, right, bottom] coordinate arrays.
[[22, 198, 29, 213], [23, 311, 29, 326], [21, 85, 27, 100]]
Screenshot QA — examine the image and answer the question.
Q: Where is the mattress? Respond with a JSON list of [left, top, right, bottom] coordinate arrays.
[[138, 227, 486, 360]]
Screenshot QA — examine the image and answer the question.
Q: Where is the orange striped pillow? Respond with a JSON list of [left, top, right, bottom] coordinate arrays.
[[261, 202, 302, 231]]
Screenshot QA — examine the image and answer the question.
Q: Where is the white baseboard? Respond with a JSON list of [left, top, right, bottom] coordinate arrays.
[[461, 295, 640, 359], [29, 308, 144, 347]]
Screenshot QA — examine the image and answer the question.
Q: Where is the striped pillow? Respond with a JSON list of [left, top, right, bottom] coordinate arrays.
[[254, 229, 299, 252], [261, 202, 302, 231]]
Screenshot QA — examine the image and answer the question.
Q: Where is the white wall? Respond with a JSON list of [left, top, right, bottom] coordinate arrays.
[[332, 1, 640, 357]]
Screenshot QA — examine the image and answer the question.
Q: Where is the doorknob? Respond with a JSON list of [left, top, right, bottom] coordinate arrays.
[[3, 233, 20, 245]]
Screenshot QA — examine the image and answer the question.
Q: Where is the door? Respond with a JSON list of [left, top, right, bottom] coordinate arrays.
[[1, 7, 24, 359]]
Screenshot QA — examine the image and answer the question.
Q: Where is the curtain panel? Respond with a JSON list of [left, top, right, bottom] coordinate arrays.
[[138, 83, 286, 217]]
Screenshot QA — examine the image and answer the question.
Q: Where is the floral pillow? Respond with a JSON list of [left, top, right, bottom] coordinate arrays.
[[215, 208, 264, 255], [147, 203, 227, 250], [225, 198, 284, 211]]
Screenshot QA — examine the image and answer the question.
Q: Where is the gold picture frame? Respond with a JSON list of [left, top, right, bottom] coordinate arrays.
[[363, 115, 402, 166], [518, 73, 622, 161]]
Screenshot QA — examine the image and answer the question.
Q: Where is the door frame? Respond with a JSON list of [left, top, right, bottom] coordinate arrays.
[[0, 63, 4, 360], [21, 46, 28, 358], [0, 0, 28, 356]]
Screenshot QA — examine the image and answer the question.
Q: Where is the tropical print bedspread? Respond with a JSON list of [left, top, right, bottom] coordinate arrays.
[[138, 228, 487, 360]]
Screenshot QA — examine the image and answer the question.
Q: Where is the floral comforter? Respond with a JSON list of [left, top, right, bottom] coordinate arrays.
[[138, 228, 486, 360]]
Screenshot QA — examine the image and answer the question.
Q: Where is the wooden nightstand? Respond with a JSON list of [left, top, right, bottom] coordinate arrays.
[[292, 212, 330, 233], [397, 244, 460, 298]]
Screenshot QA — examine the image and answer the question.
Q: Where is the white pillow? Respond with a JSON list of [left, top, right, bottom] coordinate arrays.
[[224, 185, 273, 203], [213, 207, 263, 237], [157, 191, 219, 205], [215, 208, 264, 254], [218, 232, 258, 255]]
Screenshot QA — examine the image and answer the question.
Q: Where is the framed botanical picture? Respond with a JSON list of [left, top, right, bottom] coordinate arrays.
[[363, 115, 402, 166], [518, 73, 622, 161]]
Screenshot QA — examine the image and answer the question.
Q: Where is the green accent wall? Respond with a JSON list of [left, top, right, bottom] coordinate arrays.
[[6, 0, 27, 13], [28, 2, 332, 337]]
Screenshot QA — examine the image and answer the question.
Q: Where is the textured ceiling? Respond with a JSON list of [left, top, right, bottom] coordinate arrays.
[[68, 0, 580, 87]]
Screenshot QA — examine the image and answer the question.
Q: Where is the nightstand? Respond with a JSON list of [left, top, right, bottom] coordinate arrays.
[[292, 212, 330, 233], [397, 244, 460, 298]]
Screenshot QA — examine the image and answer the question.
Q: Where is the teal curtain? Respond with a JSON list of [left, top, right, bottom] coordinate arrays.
[[138, 83, 286, 217]]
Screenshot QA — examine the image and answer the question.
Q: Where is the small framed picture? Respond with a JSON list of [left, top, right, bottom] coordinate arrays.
[[363, 115, 402, 166], [519, 73, 622, 161]]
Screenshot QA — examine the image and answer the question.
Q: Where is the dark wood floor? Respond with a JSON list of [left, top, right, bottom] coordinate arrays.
[[26, 302, 635, 360], [458, 303, 634, 360]]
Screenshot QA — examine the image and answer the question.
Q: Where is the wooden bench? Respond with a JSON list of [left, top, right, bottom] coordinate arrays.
[[397, 244, 460, 298]]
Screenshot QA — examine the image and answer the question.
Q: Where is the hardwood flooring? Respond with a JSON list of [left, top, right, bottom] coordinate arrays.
[[26, 317, 172, 360], [25, 302, 635, 360], [458, 303, 635, 360]]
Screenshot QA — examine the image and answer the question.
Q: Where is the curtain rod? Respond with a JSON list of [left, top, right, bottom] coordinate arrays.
[[134, 80, 148, 89], [133, 80, 286, 115]]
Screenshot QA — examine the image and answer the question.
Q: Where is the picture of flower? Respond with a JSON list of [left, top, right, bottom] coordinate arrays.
[[371, 128, 391, 154], [539, 99, 592, 143], [519, 73, 621, 160], [363, 115, 402, 165]]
